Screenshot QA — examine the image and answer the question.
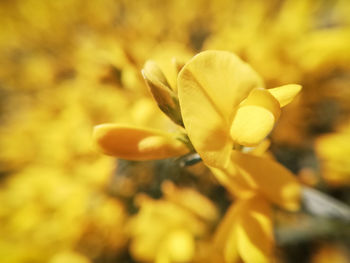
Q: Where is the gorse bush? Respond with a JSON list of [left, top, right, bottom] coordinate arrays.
[[0, 0, 350, 262]]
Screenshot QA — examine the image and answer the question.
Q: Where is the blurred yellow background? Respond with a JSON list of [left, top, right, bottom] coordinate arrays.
[[0, 0, 349, 262]]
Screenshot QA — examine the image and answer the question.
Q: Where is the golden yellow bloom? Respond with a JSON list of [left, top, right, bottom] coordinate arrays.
[[93, 50, 302, 211], [4, 0, 350, 262], [177, 50, 301, 169], [128, 181, 218, 263], [93, 50, 303, 263], [177, 50, 301, 211]]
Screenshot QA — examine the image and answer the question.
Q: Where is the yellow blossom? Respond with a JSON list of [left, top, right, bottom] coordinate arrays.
[[316, 122, 350, 186], [3, 0, 350, 262], [93, 50, 302, 263], [128, 181, 218, 263], [177, 50, 301, 211], [177, 50, 301, 169]]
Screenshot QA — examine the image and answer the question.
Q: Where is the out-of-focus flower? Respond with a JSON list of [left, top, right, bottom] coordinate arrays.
[[311, 243, 350, 263], [0, 35, 133, 261], [316, 121, 350, 186], [128, 181, 218, 263]]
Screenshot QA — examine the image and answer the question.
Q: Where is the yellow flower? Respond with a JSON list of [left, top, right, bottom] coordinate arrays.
[[177, 50, 302, 169], [177, 50, 301, 210], [316, 122, 350, 186], [93, 50, 302, 263], [128, 181, 218, 263], [93, 50, 301, 210], [173, 50, 304, 263]]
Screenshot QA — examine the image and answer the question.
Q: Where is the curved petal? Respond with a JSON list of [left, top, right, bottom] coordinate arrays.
[[268, 84, 302, 107], [178, 50, 263, 168], [162, 181, 219, 222], [216, 196, 274, 263], [230, 88, 281, 146], [234, 196, 274, 263], [209, 165, 255, 199], [231, 151, 301, 211], [217, 204, 240, 263], [93, 124, 189, 160]]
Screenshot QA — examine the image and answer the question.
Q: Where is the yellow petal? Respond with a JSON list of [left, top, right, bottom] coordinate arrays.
[[230, 88, 281, 146], [217, 196, 274, 263], [178, 50, 263, 168], [268, 84, 302, 107], [209, 165, 255, 199], [162, 181, 219, 222], [93, 124, 189, 160], [234, 196, 274, 263], [213, 204, 240, 263], [230, 151, 301, 211]]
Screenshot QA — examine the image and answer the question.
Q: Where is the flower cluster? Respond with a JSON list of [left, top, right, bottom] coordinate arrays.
[[94, 50, 302, 262], [1, 0, 350, 262]]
